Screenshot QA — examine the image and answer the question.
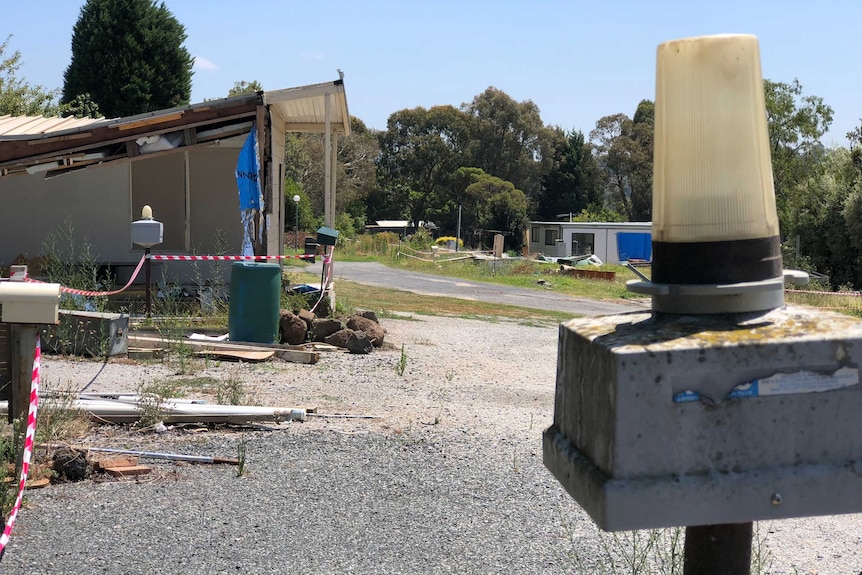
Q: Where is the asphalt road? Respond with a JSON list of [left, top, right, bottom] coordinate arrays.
[[299, 260, 646, 317]]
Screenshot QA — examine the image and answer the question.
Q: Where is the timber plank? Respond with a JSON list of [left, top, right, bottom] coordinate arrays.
[[128, 335, 318, 364]]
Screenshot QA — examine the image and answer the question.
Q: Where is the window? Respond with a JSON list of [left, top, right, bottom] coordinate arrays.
[[544, 229, 558, 245], [531, 226, 540, 243], [572, 233, 595, 256]]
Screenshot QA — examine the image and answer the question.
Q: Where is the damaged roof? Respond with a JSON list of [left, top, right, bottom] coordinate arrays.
[[0, 78, 350, 179]]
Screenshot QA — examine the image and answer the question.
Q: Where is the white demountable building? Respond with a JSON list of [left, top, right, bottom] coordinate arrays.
[[527, 221, 652, 264]]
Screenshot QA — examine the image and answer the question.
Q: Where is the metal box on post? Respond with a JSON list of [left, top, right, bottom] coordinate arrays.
[[543, 306, 862, 531], [316, 226, 339, 246], [0, 282, 61, 324]]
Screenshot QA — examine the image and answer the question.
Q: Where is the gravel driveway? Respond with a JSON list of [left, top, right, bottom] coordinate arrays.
[[3, 314, 861, 574]]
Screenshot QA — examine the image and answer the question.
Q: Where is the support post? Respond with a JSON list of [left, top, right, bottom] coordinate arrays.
[[456, 204, 462, 252], [145, 247, 152, 318], [684, 523, 752, 575], [323, 94, 332, 228], [9, 324, 38, 425]]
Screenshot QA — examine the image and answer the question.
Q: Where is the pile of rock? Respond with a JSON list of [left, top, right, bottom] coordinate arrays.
[[279, 309, 385, 354]]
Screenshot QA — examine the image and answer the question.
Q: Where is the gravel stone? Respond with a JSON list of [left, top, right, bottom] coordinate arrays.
[[3, 314, 861, 574]]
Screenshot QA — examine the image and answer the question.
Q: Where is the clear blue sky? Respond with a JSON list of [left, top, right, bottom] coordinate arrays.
[[5, 0, 860, 146]]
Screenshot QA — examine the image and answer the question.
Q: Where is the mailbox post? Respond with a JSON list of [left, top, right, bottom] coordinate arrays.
[[0, 267, 60, 423], [543, 35, 857, 575]]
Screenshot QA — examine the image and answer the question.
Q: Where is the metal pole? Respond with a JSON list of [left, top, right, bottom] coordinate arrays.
[[294, 202, 299, 251], [684, 523, 752, 575], [456, 204, 462, 252], [144, 247, 151, 318], [82, 447, 238, 465]]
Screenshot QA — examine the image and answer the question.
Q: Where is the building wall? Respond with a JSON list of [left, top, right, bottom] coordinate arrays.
[[528, 222, 652, 264], [268, 109, 286, 257], [0, 163, 131, 269]]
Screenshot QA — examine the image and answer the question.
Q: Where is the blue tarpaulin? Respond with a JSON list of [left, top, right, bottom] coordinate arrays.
[[236, 126, 262, 211], [236, 126, 263, 256], [617, 232, 652, 262]]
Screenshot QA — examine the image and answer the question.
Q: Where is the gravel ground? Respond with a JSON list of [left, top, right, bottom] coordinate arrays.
[[3, 314, 862, 574]]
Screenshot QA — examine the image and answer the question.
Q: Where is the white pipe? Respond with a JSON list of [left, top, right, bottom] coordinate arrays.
[[0, 399, 306, 424]]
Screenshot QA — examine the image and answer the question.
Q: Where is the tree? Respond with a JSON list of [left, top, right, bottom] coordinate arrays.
[[590, 100, 654, 222], [451, 167, 528, 250], [62, 0, 194, 118], [0, 35, 60, 116], [376, 105, 470, 228], [538, 129, 601, 220], [285, 116, 379, 227], [461, 87, 560, 199], [228, 80, 263, 97], [763, 78, 833, 233]]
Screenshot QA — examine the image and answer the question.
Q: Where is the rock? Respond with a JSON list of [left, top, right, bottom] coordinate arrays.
[[279, 310, 307, 345], [356, 309, 379, 323], [311, 318, 344, 342], [298, 308, 316, 330], [52, 448, 89, 482], [346, 315, 385, 347], [345, 330, 373, 354], [324, 328, 353, 349]]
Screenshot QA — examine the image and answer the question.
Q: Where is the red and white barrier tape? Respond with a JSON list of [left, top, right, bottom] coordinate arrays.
[[149, 254, 315, 261], [20, 252, 314, 299], [24, 253, 147, 298], [0, 337, 40, 560]]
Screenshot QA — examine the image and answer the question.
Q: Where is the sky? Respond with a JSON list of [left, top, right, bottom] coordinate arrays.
[[4, 0, 861, 146]]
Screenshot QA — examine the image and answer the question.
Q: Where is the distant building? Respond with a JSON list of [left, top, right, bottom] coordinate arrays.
[[527, 221, 652, 264], [364, 220, 434, 238]]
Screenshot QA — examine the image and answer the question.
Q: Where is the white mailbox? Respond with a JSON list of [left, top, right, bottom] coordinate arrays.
[[0, 282, 61, 324]]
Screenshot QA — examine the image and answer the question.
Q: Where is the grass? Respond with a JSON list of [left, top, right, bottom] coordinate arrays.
[[395, 344, 407, 376], [558, 519, 773, 575], [290, 271, 576, 324]]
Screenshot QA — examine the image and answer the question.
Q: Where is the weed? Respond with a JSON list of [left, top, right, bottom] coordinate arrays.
[[396, 344, 407, 376], [135, 378, 187, 427], [36, 384, 91, 445], [216, 371, 246, 406], [236, 439, 248, 477], [39, 218, 113, 313], [0, 419, 22, 518], [557, 509, 773, 575]]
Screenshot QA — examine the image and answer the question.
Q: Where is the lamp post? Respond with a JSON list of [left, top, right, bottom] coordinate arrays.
[[293, 194, 301, 251], [131, 205, 163, 318]]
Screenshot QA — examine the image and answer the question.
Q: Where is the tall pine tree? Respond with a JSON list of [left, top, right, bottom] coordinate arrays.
[[62, 0, 194, 118]]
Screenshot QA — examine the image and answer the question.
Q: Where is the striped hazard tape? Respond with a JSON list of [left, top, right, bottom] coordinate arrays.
[[0, 337, 40, 560], [24, 253, 147, 298], [21, 252, 314, 299], [149, 254, 315, 261]]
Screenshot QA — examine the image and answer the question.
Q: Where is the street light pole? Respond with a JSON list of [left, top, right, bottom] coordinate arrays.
[[293, 194, 301, 251]]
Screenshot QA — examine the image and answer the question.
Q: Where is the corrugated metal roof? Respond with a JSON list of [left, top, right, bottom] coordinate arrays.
[[0, 114, 109, 137], [264, 79, 351, 135], [0, 79, 349, 141]]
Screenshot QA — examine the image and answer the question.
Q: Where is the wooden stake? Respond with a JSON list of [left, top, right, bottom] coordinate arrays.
[[9, 324, 38, 425]]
